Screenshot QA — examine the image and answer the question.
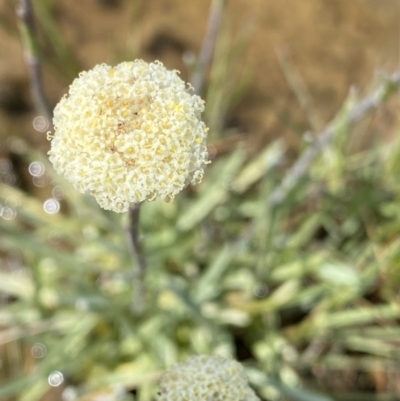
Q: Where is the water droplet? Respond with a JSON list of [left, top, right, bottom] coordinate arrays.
[[43, 199, 60, 214], [0, 173, 16, 185], [1, 207, 16, 220], [33, 175, 48, 187], [62, 386, 77, 401], [48, 371, 64, 387], [0, 159, 11, 173], [254, 283, 268, 298], [31, 343, 46, 358], [48, 230, 62, 245], [33, 116, 49, 132], [28, 161, 45, 177], [52, 186, 65, 200]]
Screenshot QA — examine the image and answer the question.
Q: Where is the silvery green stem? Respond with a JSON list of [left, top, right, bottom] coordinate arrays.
[[127, 203, 146, 314], [17, 0, 52, 123], [191, 0, 225, 96], [269, 69, 400, 206]]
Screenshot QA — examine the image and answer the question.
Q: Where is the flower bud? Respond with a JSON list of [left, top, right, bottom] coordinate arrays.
[[157, 355, 260, 401]]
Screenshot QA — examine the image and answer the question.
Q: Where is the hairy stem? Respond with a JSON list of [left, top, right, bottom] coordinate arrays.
[[191, 0, 225, 96], [269, 70, 400, 206], [17, 0, 52, 123], [127, 203, 146, 314]]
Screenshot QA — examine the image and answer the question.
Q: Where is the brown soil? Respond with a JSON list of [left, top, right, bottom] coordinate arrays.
[[0, 0, 399, 152]]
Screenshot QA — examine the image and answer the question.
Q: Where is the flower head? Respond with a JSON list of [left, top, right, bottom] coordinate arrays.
[[48, 60, 209, 212], [157, 355, 260, 401]]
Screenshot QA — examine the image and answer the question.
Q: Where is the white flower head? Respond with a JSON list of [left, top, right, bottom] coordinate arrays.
[[157, 355, 260, 401], [48, 60, 209, 212]]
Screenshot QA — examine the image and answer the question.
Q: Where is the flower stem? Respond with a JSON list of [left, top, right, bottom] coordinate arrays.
[[191, 0, 225, 96], [126, 203, 146, 314], [269, 69, 400, 206]]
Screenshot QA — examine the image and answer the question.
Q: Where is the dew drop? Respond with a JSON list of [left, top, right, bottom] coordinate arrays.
[[28, 161, 45, 177], [33, 175, 48, 187], [48, 370, 64, 387], [0, 159, 11, 173], [1, 207, 16, 220], [0, 173, 16, 185], [52, 186, 65, 200], [254, 283, 268, 298], [62, 386, 77, 401], [48, 230, 62, 245], [43, 198, 60, 214], [33, 116, 50, 132], [31, 343, 46, 358]]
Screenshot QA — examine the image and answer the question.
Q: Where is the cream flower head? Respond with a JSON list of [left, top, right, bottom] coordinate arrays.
[[48, 60, 209, 213], [157, 355, 260, 401]]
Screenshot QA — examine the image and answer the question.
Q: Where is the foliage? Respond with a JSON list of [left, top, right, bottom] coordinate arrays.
[[1, 1, 400, 401]]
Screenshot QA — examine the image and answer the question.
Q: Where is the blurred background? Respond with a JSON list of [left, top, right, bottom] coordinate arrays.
[[0, 0, 400, 400], [1, 0, 399, 150]]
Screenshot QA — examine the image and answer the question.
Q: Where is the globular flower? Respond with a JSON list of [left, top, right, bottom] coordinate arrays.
[[48, 60, 209, 213], [157, 355, 260, 401]]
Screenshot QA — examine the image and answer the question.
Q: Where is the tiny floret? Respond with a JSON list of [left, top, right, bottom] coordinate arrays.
[[48, 60, 209, 212], [157, 355, 260, 401]]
